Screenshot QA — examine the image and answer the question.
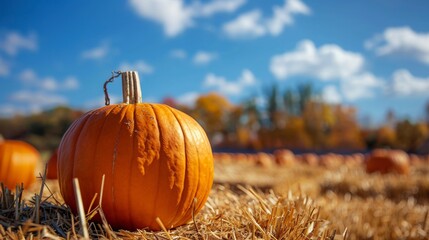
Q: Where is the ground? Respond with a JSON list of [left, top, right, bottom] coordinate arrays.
[[1, 152, 429, 239]]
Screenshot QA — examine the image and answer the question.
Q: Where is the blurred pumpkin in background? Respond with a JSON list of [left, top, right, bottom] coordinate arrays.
[[274, 149, 296, 167], [0, 136, 40, 190], [366, 149, 410, 175]]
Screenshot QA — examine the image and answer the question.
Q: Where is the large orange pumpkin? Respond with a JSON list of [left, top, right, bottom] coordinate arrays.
[[58, 71, 214, 231], [0, 139, 40, 190]]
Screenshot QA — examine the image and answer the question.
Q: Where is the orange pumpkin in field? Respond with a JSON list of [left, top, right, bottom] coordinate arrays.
[[255, 152, 274, 168], [0, 138, 40, 190], [273, 149, 295, 166], [58, 71, 214, 231], [46, 149, 58, 179], [365, 149, 410, 175], [300, 153, 319, 166]]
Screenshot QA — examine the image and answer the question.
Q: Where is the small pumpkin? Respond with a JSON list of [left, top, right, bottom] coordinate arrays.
[[0, 138, 40, 190], [46, 149, 58, 179], [255, 152, 274, 168], [299, 153, 319, 166], [365, 149, 410, 175], [273, 149, 295, 167], [58, 71, 214, 231]]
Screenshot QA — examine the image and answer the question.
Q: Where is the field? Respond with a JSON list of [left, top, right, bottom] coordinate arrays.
[[1, 152, 429, 240]]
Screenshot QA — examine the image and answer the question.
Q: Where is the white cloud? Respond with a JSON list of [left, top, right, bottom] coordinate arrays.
[[267, 0, 310, 35], [0, 32, 37, 55], [129, 0, 245, 37], [170, 49, 187, 59], [176, 92, 200, 106], [223, 10, 266, 38], [322, 85, 342, 104], [391, 69, 429, 95], [40, 77, 58, 91], [270, 40, 364, 80], [129, 0, 192, 37], [81, 42, 110, 60], [270, 40, 385, 102], [11, 90, 67, 105], [18, 69, 79, 91], [0, 57, 10, 76], [2, 90, 68, 116], [204, 69, 257, 95], [120, 60, 154, 74], [223, 0, 310, 38], [193, 51, 217, 65], [63, 77, 79, 90], [19, 69, 37, 83], [341, 73, 384, 101], [192, 0, 246, 17], [365, 26, 429, 64]]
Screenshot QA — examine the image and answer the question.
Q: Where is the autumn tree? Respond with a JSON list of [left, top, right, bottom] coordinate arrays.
[[395, 120, 429, 152], [327, 105, 365, 150], [192, 92, 233, 144]]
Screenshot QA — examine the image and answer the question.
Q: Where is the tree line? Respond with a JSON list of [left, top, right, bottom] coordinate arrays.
[[1, 84, 428, 153]]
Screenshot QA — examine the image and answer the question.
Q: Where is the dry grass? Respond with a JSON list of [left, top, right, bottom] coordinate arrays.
[[1, 158, 429, 239], [1, 179, 336, 239], [214, 158, 429, 240]]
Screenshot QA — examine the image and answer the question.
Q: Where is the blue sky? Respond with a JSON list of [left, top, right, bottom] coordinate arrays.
[[1, 0, 429, 125]]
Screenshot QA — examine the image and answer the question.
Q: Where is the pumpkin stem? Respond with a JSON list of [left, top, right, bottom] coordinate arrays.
[[104, 71, 122, 106], [121, 71, 142, 104]]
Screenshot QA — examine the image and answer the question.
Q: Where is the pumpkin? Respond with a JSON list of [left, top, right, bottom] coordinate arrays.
[[299, 153, 319, 166], [365, 149, 410, 175], [255, 152, 274, 168], [46, 149, 58, 179], [58, 71, 214, 231], [0, 139, 40, 190], [273, 149, 295, 167]]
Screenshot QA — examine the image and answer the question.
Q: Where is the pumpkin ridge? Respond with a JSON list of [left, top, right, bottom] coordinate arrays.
[[178, 113, 213, 220], [161, 105, 188, 228], [194, 124, 214, 215], [147, 103, 164, 229], [88, 106, 117, 221], [70, 107, 114, 212], [129, 104, 161, 229], [72, 109, 110, 206], [173, 110, 204, 227], [167, 107, 196, 227], [110, 104, 133, 226], [125, 104, 137, 229], [62, 111, 93, 211]]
